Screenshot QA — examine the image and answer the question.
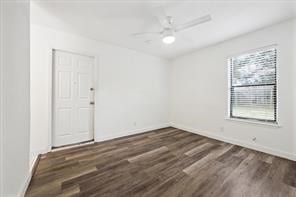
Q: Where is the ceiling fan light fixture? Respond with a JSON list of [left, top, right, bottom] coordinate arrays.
[[162, 35, 175, 44], [162, 28, 175, 44], [131, 11, 211, 45]]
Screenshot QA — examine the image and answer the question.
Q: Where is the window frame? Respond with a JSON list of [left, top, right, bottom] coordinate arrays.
[[227, 45, 278, 124]]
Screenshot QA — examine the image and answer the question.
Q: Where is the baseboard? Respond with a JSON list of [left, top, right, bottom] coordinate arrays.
[[95, 123, 170, 142], [170, 122, 296, 161], [19, 154, 41, 197], [51, 141, 95, 152], [30, 148, 48, 169], [30, 154, 41, 177]]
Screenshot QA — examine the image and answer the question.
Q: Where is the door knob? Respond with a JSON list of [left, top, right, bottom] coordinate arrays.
[[90, 88, 95, 91], [90, 101, 95, 105]]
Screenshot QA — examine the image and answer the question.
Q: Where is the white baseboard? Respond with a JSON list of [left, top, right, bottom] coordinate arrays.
[[95, 123, 170, 142], [29, 148, 48, 169], [29, 154, 40, 173], [19, 154, 40, 197], [18, 173, 31, 197], [51, 141, 95, 152], [170, 122, 296, 161]]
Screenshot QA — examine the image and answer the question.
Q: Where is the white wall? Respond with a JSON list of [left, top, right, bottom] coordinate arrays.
[[170, 19, 296, 160], [293, 19, 296, 155], [0, 2, 3, 195], [1, 1, 31, 196], [30, 24, 169, 164]]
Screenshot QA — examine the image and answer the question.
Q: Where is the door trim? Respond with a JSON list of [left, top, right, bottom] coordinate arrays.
[[48, 48, 98, 151]]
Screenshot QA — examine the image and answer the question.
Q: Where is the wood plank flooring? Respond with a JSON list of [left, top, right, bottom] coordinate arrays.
[[25, 127, 296, 197]]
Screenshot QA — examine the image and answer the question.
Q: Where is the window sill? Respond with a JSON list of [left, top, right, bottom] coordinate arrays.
[[225, 117, 281, 128]]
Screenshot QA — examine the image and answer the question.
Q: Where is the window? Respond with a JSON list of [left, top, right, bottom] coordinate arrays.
[[228, 47, 277, 123]]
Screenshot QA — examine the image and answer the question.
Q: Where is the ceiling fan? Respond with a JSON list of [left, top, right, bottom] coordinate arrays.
[[132, 8, 212, 44]]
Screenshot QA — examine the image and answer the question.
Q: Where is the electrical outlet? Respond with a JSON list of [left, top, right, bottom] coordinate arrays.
[[252, 137, 257, 142]]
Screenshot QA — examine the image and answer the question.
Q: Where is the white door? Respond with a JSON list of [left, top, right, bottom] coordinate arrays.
[[52, 50, 95, 147]]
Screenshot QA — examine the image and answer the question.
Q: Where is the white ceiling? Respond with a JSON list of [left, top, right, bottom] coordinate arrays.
[[31, 0, 296, 59]]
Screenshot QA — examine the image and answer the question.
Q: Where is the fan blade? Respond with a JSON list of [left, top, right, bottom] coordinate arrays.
[[153, 6, 171, 28], [131, 31, 162, 36], [175, 15, 211, 32]]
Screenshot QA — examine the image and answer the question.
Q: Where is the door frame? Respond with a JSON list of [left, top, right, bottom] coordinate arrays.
[[48, 48, 98, 150]]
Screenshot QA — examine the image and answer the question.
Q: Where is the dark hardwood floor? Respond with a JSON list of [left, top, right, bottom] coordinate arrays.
[[25, 127, 296, 197]]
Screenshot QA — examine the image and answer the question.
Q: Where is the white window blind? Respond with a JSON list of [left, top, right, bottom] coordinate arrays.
[[229, 47, 277, 123]]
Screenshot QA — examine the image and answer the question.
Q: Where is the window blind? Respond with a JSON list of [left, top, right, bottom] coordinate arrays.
[[229, 47, 277, 122]]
